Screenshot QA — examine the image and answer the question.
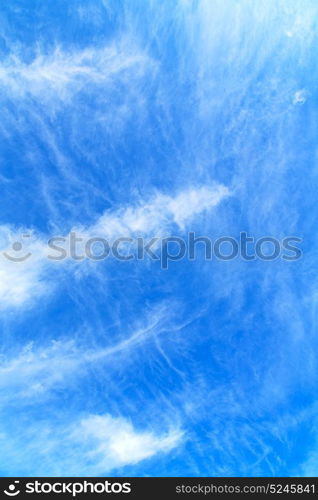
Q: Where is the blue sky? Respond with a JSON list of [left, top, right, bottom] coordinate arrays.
[[0, 0, 317, 477]]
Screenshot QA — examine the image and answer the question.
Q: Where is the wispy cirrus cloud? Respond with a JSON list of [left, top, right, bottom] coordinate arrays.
[[75, 414, 183, 473], [0, 412, 183, 476], [0, 184, 230, 311], [92, 184, 230, 236], [1, 0, 314, 478], [0, 302, 171, 400], [0, 42, 152, 100], [0, 226, 50, 310]]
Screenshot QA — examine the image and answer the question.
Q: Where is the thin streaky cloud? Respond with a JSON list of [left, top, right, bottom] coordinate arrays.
[[0, 43, 153, 99], [0, 412, 183, 476], [0, 184, 229, 310]]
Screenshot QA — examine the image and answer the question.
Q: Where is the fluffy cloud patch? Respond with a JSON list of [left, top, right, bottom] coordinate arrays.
[[0, 412, 183, 476], [76, 414, 183, 470], [0, 43, 151, 100]]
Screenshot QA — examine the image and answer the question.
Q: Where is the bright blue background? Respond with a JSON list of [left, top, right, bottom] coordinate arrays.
[[0, 0, 317, 477]]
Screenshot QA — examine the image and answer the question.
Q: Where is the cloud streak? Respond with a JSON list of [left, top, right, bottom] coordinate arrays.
[[0, 43, 152, 100], [0, 303, 171, 400], [0, 412, 183, 476], [0, 184, 229, 310]]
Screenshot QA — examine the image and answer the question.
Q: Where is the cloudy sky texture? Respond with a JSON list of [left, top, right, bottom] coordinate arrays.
[[0, 0, 317, 477]]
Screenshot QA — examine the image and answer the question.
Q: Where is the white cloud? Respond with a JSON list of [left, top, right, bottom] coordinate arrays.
[[300, 417, 318, 477], [0, 412, 183, 476], [92, 184, 230, 237], [0, 303, 169, 400], [0, 184, 229, 311], [165, 185, 229, 229], [0, 227, 49, 310], [76, 414, 183, 471], [0, 300, 183, 475], [293, 89, 308, 105], [0, 340, 79, 399], [0, 43, 152, 100]]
